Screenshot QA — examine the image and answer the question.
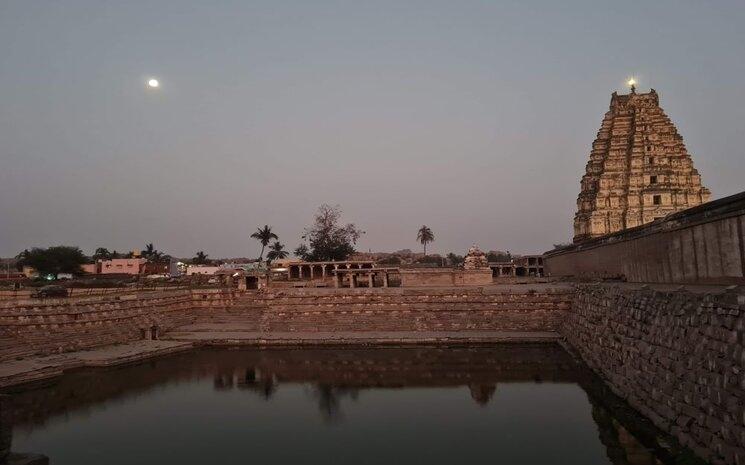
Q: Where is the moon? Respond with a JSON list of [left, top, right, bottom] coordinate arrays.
[[147, 78, 159, 88]]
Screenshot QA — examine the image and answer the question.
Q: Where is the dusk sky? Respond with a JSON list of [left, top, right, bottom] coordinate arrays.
[[1, 0, 744, 259]]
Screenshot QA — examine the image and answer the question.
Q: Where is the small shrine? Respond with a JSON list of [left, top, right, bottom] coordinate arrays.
[[463, 245, 489, 270]]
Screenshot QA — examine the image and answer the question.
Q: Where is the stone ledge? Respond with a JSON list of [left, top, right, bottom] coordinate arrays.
[[0, 340, 195, 389]]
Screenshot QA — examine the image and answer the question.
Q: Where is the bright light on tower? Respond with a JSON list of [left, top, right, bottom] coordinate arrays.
[[147, 78, 160, 88], [627, 78, 636, 87]]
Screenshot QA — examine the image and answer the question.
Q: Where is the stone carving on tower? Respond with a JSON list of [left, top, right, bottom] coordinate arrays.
[[573, 84, 710, 243]]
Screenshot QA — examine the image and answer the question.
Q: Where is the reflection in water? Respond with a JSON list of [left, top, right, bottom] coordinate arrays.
[[2, 345, 691, 465], [468, 384, 497, 406]]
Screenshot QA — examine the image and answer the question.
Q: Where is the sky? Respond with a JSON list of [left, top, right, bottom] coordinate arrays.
[[1, 0, 744, 259]]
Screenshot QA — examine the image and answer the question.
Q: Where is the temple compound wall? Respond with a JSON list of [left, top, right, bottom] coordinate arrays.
[[0, 289, 233, 362], [399, 269, 492, 287], [224, 286, 571, 334], [0, 286, 574, 362], [546, 191, 745, 284], [563, 284, 745, 465]]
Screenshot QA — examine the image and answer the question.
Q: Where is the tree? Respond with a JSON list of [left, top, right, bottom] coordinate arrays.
[[92, 247, 113, 261], [446, 253, 464, 267], [486, 250, 512, 263], [251, 225, 278, 261], [299, 204, 364, 261], [142, 243, 164, 261], [376, 256, 402, 265], [16, 246, 88, 279], [192, 251, 210, 265], [415, 254, 443, 266], [266, 242, 289, 263], [416, 225, 435, 256], [294, 244, 310, 260], [15, 249, 30, 271]]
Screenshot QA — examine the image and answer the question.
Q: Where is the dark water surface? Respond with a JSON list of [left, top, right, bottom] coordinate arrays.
[[5, 345, 676, 465]]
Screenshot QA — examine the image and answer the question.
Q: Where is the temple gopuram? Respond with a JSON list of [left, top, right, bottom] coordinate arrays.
[[573, 83, 710, 243]]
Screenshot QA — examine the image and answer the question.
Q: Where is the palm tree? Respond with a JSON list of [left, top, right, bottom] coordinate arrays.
[[143, 243, 163, 260], [266, 241, 289, 264], [15, 249, 30, 271], [251, 225, 278, 261], [144, 243, 156, 256], [417, 225, 435, 256], [193, 251, 209, 265]]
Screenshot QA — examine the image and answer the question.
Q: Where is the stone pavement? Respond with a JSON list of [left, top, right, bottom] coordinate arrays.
[[165, 324, 561, 346], [0, 340, 194, 389]]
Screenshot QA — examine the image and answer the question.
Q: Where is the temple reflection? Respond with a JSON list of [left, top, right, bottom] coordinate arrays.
[[2, 346, 685, 464]]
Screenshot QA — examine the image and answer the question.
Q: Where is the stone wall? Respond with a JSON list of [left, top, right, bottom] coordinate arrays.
[[0, 395, 10, 464], [563, 284, 745, 464], [0, 289, 233, 361], [546, 191, 745, 284], [0, 286, 573, 361], [399, 269, 492, 287], [225, 287, 572, 333]]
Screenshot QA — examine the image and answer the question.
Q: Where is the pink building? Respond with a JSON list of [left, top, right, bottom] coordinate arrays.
[[81, 264, 98, 274], [99, 258, 147, 275]]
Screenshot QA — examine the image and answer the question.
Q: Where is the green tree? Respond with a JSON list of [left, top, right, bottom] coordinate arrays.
[[16, 246, 88, 279], [415, 254, 443, 266], [376, 255, 402, 265], [15, 249, 30, 271], [446, 253, 464, 266], [416, 225, 435, 256], [142, 243, 164, 261], [92, 247, 112, 260], [294, 244, 310, 260], [266, 242, 289, 263], [192, 251, 210, 265], [251, 225, 278, 261], [300, 204, 363, 261], [486, 250, 512, 263]]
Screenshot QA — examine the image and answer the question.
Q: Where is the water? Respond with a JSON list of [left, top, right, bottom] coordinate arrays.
[[5, 345, 677, 465]]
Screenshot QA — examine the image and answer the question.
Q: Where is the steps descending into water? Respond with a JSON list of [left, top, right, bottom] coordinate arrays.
[[167, 288, 570, 346]]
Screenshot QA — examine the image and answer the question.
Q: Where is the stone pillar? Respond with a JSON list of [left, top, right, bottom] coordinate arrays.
[[369, 272, 375, 288], [299, 266, 304, 279], [383, 272, 389, 288], [349, 272, 356, 288], [0, 394, 11, 464], [334, 272, 341, 288], [310, 266, 315, 279], [322, 266, 327, 278]]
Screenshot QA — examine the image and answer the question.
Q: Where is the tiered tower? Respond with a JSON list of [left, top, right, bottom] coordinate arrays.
[[573, 85, 710, 243]]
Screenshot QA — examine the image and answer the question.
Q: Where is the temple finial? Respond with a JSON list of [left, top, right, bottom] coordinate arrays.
[[627, 78, 636, 94]]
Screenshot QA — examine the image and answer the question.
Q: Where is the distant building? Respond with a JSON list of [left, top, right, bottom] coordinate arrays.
[[220, 262, 266, 272], [186, 265, 221, 276], [99, 258, 148, 275], [490, 255, 544, 278], [22, 266, 39, 278], [142, 261, 169, 276], [81, 263, 97, 274]]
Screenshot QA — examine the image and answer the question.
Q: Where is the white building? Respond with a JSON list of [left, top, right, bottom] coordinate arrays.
[[185, 265, 220, 276]]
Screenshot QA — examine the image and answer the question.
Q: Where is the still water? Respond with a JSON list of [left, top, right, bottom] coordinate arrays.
[[5, 345, 676, 465]]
